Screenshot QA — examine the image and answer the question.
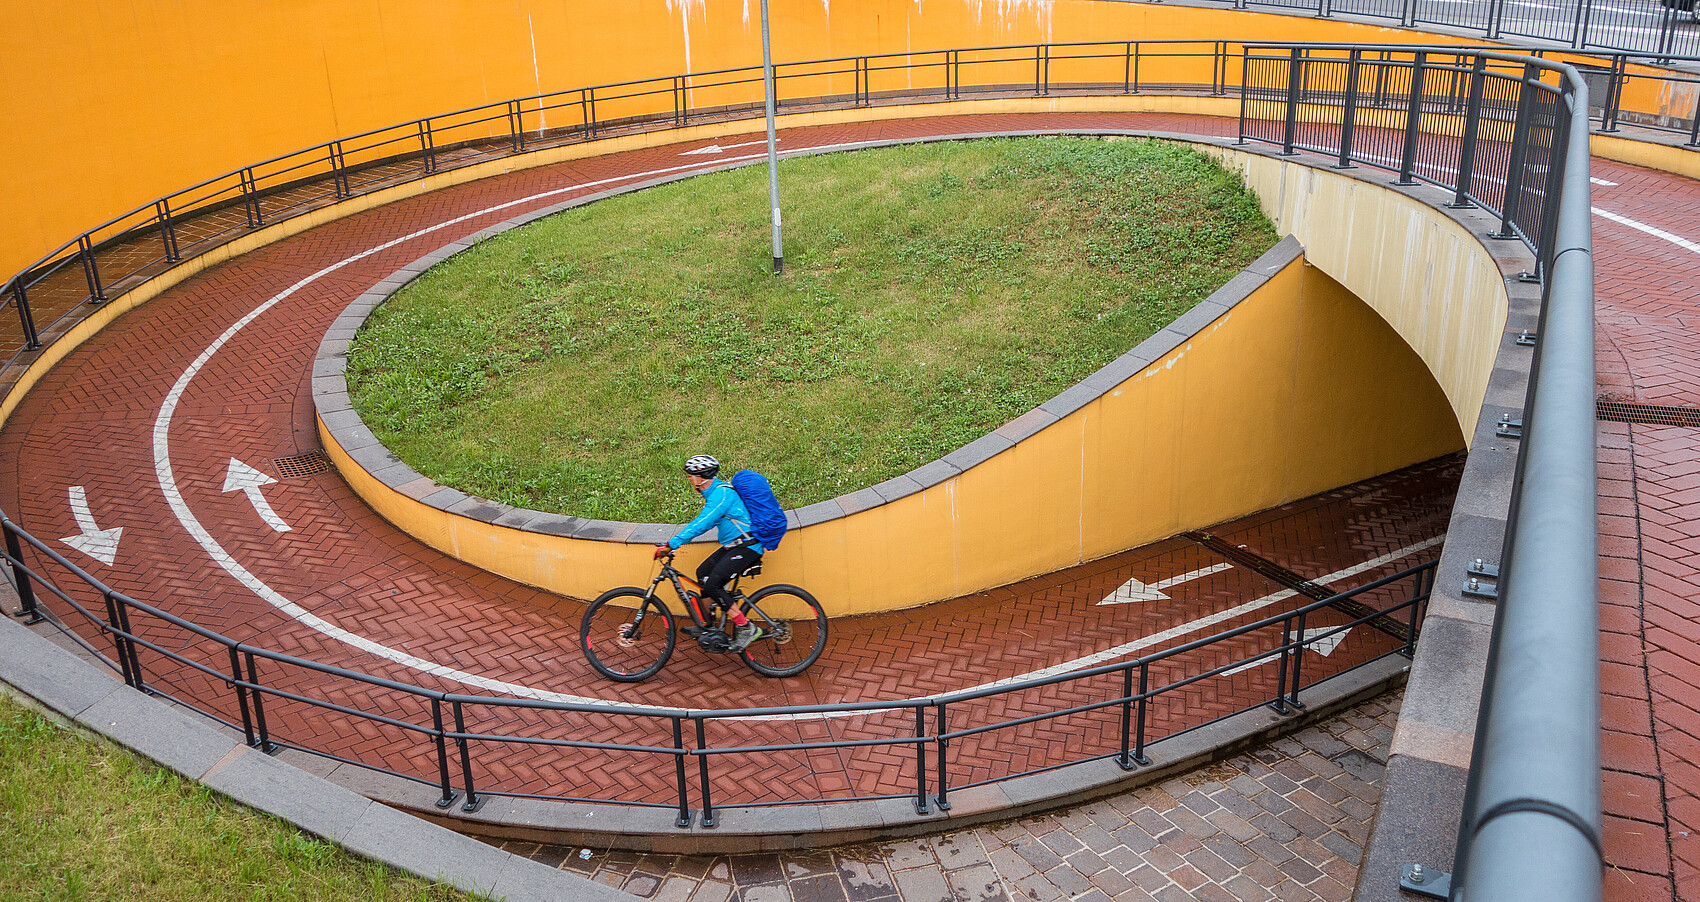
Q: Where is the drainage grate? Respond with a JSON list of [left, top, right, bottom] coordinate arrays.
[[1597, 400, 1700, 428], [272, 450, 332, 479]]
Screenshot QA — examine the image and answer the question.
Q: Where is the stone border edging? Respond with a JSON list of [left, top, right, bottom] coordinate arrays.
[[311, 129, 1304, 556], [0, 609, 634, 902], [0, 591, 1407, 857]]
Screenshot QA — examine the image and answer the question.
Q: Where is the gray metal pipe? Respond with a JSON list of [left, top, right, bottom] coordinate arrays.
[[1453, 67, 1601, 902]]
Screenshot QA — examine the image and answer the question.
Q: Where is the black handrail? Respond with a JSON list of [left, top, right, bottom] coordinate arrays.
[[2, 510, 1437, 826], [2, 33, 1693, 368]]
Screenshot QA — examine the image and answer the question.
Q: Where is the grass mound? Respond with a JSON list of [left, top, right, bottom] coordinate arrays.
[[347, 137, 1276, 523]]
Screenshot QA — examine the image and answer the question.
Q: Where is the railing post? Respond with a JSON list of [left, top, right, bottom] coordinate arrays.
[[673, 717, 692, 827], [1598, 56, 1624, 133], [431, 699, 459, 809], [10, 280, 40, 352], [240, 167, 262, 228], [1395, 51, 1428, 186], [914, 704, 930, 815], [696, 718, 716, 828], [1337, 49, 1361, 169], [229, 645, 256, 747], [101, 590, 138, 688], [1487, 0, 1504, 39], [110, 591, 144, 691], [1689, 87, 1700, 148], [508, 100, 527, 152], [1235, 51, 1250, 145], [1215, 41, 1229, 96], [1656, 1, 1680, 62], [1570, 0, 1591, 50], [452, 700, 482, 812], [329, 142, 351, 198], [1270, 619, 1293, 715], [1035, 44, 1044, 96], [1495, 64, 1540, 239], [154, 199, 181, 262], [1452, 55, 1487, 208], [673, 76, 685, 126], [3, 522, 41, 622], [1123, 42, 1132, 94], [1132, 662, 1152, 766], [1288, 612, 1308, 709], [1118, 665, 1136, 770], [1281, 48, 1302, 155], [933, 702, 951, 812], [77, 235, 106, 304], [417, 120, 437, 174], [582, 87, 596, 138], [245, 651, 276, 753], [1405, 571, 1427, 658]]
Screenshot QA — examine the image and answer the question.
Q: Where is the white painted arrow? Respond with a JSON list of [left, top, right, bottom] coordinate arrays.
[[222, 458, 291, 532], [681, 137, 779, 156], [1224, 626, 1353, 676], [1099, 562, 1234, 605], [59, 485, 123, 565]]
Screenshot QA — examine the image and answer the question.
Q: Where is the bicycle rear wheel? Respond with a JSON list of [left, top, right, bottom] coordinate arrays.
[[581, 588, 676, 682], [739, 585, 827, 678]]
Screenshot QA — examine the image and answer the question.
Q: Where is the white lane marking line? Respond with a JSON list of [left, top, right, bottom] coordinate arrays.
[[967, 536, 1443, 695], [1222, 626, 1352, 676], [222, 458, 290, 532], [60, 486, 123, 566], [1592, 207, 1700, 256], [150, 137, 1443, 720], [1590, 177, 1618, 187], [1099, 562, 1235, 605], [682, 138, 779, 155], [150, 140, 890, 714]]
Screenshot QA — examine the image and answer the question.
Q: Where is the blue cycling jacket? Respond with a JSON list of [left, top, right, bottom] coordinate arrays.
[[668, 478, 766, 552]]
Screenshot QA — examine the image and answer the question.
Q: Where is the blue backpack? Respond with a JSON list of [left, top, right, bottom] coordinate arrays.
[[730, 470, 788, 551]]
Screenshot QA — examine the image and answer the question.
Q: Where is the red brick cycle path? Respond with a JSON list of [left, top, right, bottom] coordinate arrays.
[[0, 112, 1460, 815], [1590, 154, 1700, 902]]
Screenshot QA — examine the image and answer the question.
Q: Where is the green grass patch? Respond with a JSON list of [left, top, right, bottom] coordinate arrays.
[[347, 137, 1276, 523], [0, 695, 473, 902]]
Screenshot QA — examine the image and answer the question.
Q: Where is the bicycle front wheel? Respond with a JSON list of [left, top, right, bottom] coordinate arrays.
[[581, 588, 676, 682], [739, 585, 828, 678]]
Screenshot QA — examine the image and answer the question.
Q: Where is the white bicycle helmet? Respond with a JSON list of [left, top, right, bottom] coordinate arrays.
[[683, 455, 720, 478]]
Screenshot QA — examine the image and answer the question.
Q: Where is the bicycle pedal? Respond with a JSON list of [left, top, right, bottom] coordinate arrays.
[[681, 626, 701, 639]]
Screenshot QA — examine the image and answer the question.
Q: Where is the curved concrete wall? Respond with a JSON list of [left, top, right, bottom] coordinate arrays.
[[315, 130, 1468, 615], [2, 0, 1478, 279]]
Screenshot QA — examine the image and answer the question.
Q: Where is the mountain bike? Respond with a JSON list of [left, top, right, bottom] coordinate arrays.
[[579, 550, 828, 681]]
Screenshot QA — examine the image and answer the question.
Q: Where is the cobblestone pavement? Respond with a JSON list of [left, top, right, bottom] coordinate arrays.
[[497, 689, 1398, 902]]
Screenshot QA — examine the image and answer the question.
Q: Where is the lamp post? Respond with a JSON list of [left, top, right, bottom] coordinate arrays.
[[760, 0, 783, 273]]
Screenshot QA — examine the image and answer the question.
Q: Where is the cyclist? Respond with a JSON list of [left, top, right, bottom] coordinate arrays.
[[656, 455, 763, 652]]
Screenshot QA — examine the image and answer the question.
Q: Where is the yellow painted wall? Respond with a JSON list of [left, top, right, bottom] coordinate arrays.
[[323, 240, 1464, 615], [1205, 147, 1511, 440], [2, 0, 1473, 279]]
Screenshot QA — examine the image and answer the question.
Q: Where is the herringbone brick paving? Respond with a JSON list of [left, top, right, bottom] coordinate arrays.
[[48, 109, 1700, 902], [0, 112, 1460, 814], [1587, 154, 1700, 902]]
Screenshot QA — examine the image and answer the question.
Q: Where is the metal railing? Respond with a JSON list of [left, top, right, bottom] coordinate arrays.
[[3, 512, 1436, 826], [1219, 0, 1700, 58], [0, 29, 1617, 893], [3, 35, 1694, 375], [1240, 43, 1601, 902]]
